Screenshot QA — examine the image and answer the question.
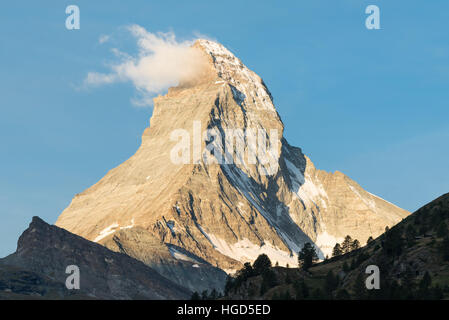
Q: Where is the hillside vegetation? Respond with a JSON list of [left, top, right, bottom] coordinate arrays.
[[217, 193, 449, 300]]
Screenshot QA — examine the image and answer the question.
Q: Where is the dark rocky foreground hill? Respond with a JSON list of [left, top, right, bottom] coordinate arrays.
[[0, 217, 191, 299], [100, 227, 227, 293], [222, 193, 449, 300]]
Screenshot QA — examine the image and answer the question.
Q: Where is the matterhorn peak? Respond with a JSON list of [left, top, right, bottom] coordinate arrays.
[[56, 39, 409, 280], [191, 39, 275, 113]]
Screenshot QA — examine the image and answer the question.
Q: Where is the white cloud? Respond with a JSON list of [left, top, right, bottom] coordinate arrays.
[[85, 25, 208, 106], [98, 34, 110, 44], [85, 72, 117, 85]]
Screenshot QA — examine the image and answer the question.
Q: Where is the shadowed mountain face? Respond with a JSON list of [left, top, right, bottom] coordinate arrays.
[[55, 39, 409, 273], [0, 217, 191, 299]]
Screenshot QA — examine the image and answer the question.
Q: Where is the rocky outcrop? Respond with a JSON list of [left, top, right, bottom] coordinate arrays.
[[56, 39, 409, 273], [0, 217, 190, 299]]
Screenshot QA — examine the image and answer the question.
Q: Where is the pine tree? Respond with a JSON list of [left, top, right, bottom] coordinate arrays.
[[351, 239, 360, 251], [332, 243, 343, 257], [253, 254, 272, 275], [382, 225, 404, 257], [191, 291, 200, 300], [298, 242, 319, 270], [341, 235, 353, 254], [209, 289, 218, 300], [239, 262, 255, 280]]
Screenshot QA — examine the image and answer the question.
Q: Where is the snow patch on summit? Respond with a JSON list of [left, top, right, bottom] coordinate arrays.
[[197, 39, 275, 112]]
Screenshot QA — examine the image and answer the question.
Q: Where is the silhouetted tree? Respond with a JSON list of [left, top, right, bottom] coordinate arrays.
[[341, 235, 353, 254], [366, 236, 374, 245], [298, 242, 318, 270], [239, 262, 255, 279], [201, 290, 209, 300], [351, 239, 360, 251], [253, 254, 272, 275], [209, 289, 218, 300], [382, 225, 404, 257], [191, 291, 200, 300], [332, 243, 343, 257]]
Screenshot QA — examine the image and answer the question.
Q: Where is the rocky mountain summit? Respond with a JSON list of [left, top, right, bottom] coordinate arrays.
[[56, 39, 409, 274], [0, 217, 190, 299]]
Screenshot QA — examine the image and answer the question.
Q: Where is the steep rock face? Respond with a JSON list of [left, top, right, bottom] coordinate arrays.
[[0, 217, 190, 299], [56, 39, 409, 272]]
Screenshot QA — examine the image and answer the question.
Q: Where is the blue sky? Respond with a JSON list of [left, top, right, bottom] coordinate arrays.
[[1, 1, 448, 257]]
